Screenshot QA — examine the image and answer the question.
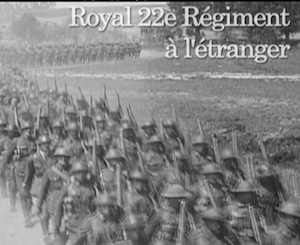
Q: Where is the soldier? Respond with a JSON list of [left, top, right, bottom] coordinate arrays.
[[51, 120, 67, 151], [140, 120, 158, 148], [36, 148, 71, 243], [142, 135, 170, 182], [52, 161, 97, 244], [220, 148, 246, 189], [65, 107, 78, 125], [95, 98, 108, 117], [19, 121, 36, 153], [162, 119, 185, 154], [123, 213, 151, 245], [37, 112, 52, 137], [191, 135, 216, 172], [229, 180, 271, 245], [62, 122, 84, 162], [271, 202, 300, 245], [125, 169, 158, 222], [118, 122, 140, 171], [0, 118, 8, 198], [94, 114, 111, 150], [68, 193, 125, 245], [24, 135, 55, 209], [147, 184, 192, 244], [199, 208, 242, 245], [191, 164, 229, 213], [79, 110, 94, 143], [0, 124, 20, 211], [14, 137, 34, 227]]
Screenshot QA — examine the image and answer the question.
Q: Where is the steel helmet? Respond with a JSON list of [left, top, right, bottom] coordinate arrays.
[[94, 193, 116, 206], [191, 135, 207, 145], [37, 135, 51, 145], [148, 135, 163, 144], [277, 202, 300, 219], [141, 120, 156, 129], [123, 214, 145, 230], [66, 122, 79, 131], [53, 121, 65, 128], [21, 121, 34, 130], [54, 148, 71, 158], [231, 180, 257, 193], [128, 170, 148, 182], [70, 161, 89, 174], [161, 184, 191, 198], [201, 208, 228, 222], [202, 164, 223, 176], [105, 149, 125, 161]]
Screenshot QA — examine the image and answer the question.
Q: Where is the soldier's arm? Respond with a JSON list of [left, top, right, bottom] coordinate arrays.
[[36, 170, 50, 212], [1, 140, 16, 168], [53, 186, 68, 233]]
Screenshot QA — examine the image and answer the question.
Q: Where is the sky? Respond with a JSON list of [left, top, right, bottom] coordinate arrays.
[[55, 2, 166, 8]]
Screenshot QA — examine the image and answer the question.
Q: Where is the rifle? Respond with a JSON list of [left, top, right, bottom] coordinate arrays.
[[23, 93, 30, 109], [204, 178, 217, 208], [128, 104, 138, 129], [54, 78, 58, 92], [34, 74, 39, 97], [292, 170, 300, 204], [104, 84, 109, 110], [89, 95, 93, 117], [78, 86, 89, 105], [257, 133, 268, 163], [62, 108, 67, 126], [116, 93, 123, 118], [13, 107, 21, 133], [212, 134, 220, 165], [248, 206, 263, 245], [232, 130, 238, 155], [197, 118, 204, 137], [116, 163, 123, 207], [176, 198, 187, 245], [35, 106, 42, 139], [172, 104, 177, 122]]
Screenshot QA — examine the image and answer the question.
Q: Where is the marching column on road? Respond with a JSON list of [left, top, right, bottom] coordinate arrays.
[[1, 64, 300, 245], [0, 42, 142, 68]]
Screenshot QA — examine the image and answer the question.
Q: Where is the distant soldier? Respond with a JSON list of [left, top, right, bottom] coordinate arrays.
[[51, 121, 67, 151], [140, 120, 158, 152], [0, 118, 8, 198], [65, 107, 78, 125]]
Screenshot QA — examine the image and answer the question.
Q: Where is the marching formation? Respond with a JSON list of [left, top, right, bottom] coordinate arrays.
[[0, 42, 142, 68], [0, 64, 300, 245]]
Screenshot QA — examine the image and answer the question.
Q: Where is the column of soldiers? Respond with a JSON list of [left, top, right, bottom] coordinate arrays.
[[0, 42, 142, 68], [0, 64, 300, 245]]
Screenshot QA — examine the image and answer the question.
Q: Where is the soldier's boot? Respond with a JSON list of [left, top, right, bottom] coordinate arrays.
[[40, 213, 50, 237], [19, 192, 34, 227], [8, 193, 16, 212], [0, 173, 7, 198]]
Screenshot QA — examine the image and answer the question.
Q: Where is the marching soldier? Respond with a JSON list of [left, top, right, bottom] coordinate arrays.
[[51, 120, 67, 151], [36, 148, 71, 243], [162, 119, 185, 153], [220, 148, 246, 189], [62, 122, 84, 162], [24, 135, 55, 209], [140, 120, 158, 152], [65, 107, 78, 125], [68, 193, 125, 245], [79, 110, 94, 143], [0, 124, 20, 212], [14, 137, 34, 227], [52, 161, 97, 244], [124, 169, 158, 222], [95, 98, 108, 116], [142, 135, 171, 182], [0, 118, 8, 198], [146, 184, 193, 244]]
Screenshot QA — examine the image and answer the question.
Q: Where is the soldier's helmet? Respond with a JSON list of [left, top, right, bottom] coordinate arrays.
[[191, 135, 207, 146], [163, 119, 177, 128], [96, 98, 106, 106], [220, 148, 237, 160], [110, 107, 121, 116], [141, 120, 156, 129], [201, 208, 228, 222], [202, 163, 223, 176], [21, 121, 34, 130], [123, 214, 145, 230], [66, 122, 79, 131], [40, 111, 49, 119], [161, 184, 192, 199], [152, 241, 173, 245], [0, 118, 7, 126], [105, 148, 125, 161], [70, 161, 89, 174], [53, 121, 65, 128], [4, 124, 19, 133], [148, 135, 163, 144], [94, 193, 116, 206], [277, 202, 300, 219], [122, 122, 135, 132], [37, 135, 51, 145], [231, 180, 257, 193], [95, 115, 105, 122], [128, 170, 148, 182], [8, 95, 21, 105], [54, 148, 71, 158], [65, 107, 77, 115]]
